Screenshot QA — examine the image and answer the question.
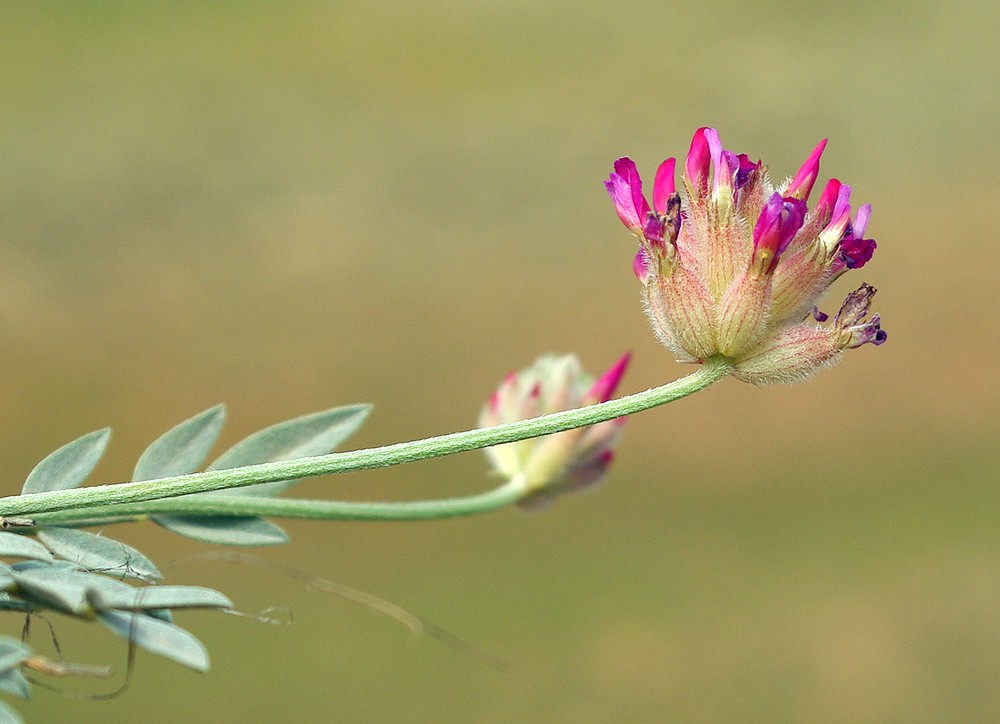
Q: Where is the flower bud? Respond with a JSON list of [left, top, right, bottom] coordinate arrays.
[[479, 353, 630, 508]]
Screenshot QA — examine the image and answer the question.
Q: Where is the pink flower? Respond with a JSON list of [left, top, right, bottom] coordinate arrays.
[[479, 353, 630, 508], [752, 193, 809, 275], [605, 157, 679, 252], [605, 128, 886, 384]]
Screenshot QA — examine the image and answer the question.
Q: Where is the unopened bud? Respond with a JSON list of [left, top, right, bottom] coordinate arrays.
[[479, 354, 630, 508]]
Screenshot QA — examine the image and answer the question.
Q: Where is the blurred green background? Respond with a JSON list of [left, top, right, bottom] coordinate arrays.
[[2, 1, 998, 721]]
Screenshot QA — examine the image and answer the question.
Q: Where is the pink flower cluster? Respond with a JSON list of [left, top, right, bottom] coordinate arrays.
[[606, 127, 885, 385]]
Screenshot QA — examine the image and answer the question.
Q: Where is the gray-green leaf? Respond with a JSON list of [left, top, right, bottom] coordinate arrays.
[[22, 428, 111, 494], [0, 699, 24, 724], [37, 529, 161, 582], [12, 565, 142, 616], [0, 668, 29, 701], [88, 584, 233, 612], [210, 404, 371, 497], [0, 563, 17, 592], [98, 610, 210, 671], [0, 638, 30, 674], [151, 516, 287, 546], [133, 405, 226, 481], [0, 639, 30, 700], [0, 533, 52, 563]]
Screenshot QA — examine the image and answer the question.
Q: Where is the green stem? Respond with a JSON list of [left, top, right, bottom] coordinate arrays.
[[29, 477, 529, 525], [0, 357, 731, 520]]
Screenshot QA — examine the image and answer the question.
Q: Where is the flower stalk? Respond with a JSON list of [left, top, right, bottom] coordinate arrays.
[[0, 357, 732, 522]]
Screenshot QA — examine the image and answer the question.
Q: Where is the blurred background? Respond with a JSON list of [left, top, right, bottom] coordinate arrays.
[[2, 1, 998, 721]]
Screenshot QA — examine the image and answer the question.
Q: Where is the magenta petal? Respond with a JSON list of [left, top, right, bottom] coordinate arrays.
[[704, 128, 737, 201], [820, 184, 854, 244], [839, 237, 877, 269], [605, 158, 650, 230], [815, 178, 842, 222], [605, 175, 639, 228], [652, 157, 677, 213], [753, 192, 808, 272], [632, 249, 650, 281], [684, 127, 711, 190], [642, 214, 665, 246], [584, 352, 631, 404], [734, 153, 760, 190], [704, 127, 724, 167], [614, 157, 648, 219], [831, 183, 853, 223], [786, 138, 827, 201]]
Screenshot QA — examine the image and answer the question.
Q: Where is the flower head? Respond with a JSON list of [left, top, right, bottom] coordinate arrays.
[[605, 128, 886, 384], [479, 353, 630, 508]]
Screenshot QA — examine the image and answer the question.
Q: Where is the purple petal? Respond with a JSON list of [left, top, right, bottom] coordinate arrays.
[[734, 154, 760, 190], [852, 203, 872, 239], [839, 237, 877, 269], [752, 193, 808, 272]]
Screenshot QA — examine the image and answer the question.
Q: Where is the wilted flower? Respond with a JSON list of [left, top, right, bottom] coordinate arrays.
[[606, 128, 886, 385], [479, 353, 629, 508]]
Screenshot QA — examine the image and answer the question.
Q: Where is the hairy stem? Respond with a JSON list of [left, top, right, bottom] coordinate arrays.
[[30, 477, 529, 525], [1, 357, 731, 519]]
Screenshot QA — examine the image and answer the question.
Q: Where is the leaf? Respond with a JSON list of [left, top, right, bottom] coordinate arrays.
[[0, 638, 31, 701], [12, 565, 138, 616], [0, 596, 32, 614], [0, 697, 25, 723], [88, 585, 233, 612], [9, 559, 78, 573], [22, 428, 111, 494], [133, 405, 226, 482], [151, 516, 287, 546], [0, 638, 30, 673], [98, 610, 210, 671], [210, 404, 371, 497], [0, 669, 29, 702], [37, 529, 161, 582], [0, 533, 52, 563], [11, 567, 97, 615], [0, 563, 16, 591]]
